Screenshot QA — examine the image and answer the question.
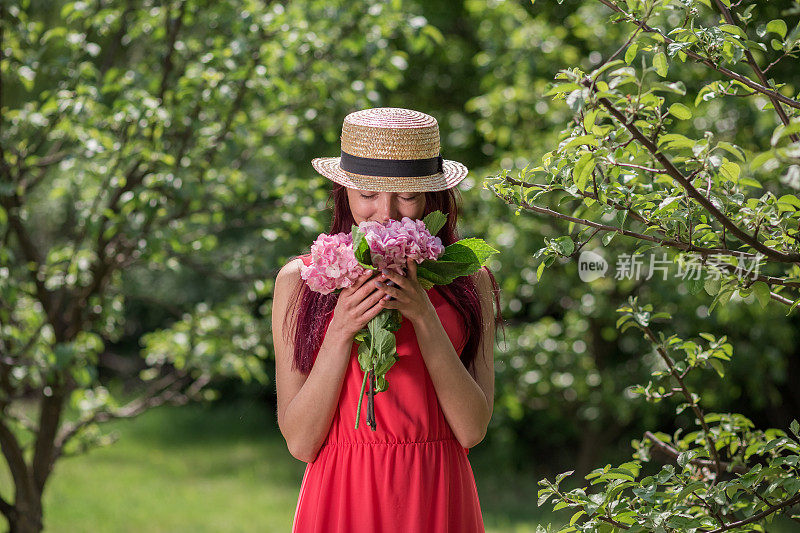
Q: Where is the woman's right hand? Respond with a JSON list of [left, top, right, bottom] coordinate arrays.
[[330, 270, 389, 340]]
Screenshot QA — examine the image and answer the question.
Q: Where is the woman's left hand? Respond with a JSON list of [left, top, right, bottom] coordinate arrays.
[[374, 257, 436, 325]]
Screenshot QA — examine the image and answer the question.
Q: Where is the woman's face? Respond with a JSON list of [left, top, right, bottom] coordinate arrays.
[[346, 188, 426, 224]]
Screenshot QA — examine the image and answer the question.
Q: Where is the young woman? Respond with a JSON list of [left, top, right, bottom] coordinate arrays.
[[272, 108, 503, 532]]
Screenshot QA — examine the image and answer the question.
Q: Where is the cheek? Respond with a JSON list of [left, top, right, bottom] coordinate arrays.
[[349, 199, 373, 220], [411, 200, 426, 218]]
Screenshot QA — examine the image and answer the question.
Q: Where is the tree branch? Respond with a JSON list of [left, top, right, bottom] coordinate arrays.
[[639, 325, 724, 478], [582, 77, 800, 262], [644, 431, 747, 474], [700, 492, 800, 532], [595, 0, 800, 111], [711, 0, 800, 144]]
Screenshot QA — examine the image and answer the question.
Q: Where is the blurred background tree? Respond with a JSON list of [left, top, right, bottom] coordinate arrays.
[[2, 0, 799, 531], [1, 0, 440, 530]]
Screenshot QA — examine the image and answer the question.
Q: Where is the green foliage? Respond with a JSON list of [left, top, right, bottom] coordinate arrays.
[[417, 237, 501, 289], [538, 299, 800, 532], [0, 0, 443, 526], [485, 0, 800, 529]]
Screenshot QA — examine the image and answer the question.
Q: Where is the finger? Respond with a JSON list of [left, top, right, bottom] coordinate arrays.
[[373, 279, 399, 300], [380, 268, 409, 291], [354, 286, 388, 316], [367, 300, 387, 319], [360, 296, 388, 323], [345, 270, 374, 292], [407, 257, 418, 281], [353, 270, 381, 297]]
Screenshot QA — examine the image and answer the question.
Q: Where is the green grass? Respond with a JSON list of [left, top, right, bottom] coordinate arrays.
[[1, 397, 554, 532], [2, 398, 307, 532], [2, 397, 797, 532]]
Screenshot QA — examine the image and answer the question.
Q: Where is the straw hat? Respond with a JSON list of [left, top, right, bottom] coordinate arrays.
[[311, 107, 468, 192]]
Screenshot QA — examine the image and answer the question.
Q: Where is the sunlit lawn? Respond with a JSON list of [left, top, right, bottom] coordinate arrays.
[[1, 395, 557, 532], [3, 396, 796, 532]]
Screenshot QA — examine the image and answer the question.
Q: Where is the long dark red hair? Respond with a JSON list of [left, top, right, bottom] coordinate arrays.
[[284, 182, 504, 377]]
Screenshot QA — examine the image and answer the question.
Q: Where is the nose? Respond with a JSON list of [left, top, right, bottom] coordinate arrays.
[[377, 195, 398, 223]]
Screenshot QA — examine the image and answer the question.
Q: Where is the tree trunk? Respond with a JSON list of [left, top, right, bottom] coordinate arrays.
[[5, 494, 43, 533]]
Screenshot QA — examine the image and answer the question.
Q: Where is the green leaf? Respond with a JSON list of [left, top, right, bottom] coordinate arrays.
[[778, 194, 800, 211], [739, 177, 762, 189], [686, 277, 705, 295], [719, 24, 747, 39], [771, 120, 800, 146], [421, 210, 448, 236], [544, 82, 581, 96], [655, 464, 674, 483], [719, 161, 740, 183], [668, 103, 692, 120], [709, 359, 725, 378], [625, 43, 638, 64], [357, 340, 373, 370], [753, 281, 771, 308], [570, 509, 585, 525], [573, 152, 596, 192], [658, 133, 696, 150], [787, 20, 800, 47], [651, 80, 686, 95], [553, 236, 574, 256], [787, 297, 800, 316], [704, 277, 721, 296], [563, 134, 598, 152], [583, 109, 599, 132], [351, 225, 374, 268], [709, 287, 734, 313], [416, 238, 499, 286], [653, 52, 668, 77], [655, 195, 682, 213], [766, 19, 788, 39], [590, 59, 625, 80], [716, 142, 745, 161]]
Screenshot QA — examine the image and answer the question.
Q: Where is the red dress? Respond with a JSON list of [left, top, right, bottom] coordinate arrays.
[[292, 254, 486, 532]]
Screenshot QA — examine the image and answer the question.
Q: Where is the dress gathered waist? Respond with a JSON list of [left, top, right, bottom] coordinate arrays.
[[321, 437, 460, 447]]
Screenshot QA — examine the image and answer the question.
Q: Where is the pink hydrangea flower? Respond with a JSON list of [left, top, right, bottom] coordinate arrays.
[[359, 217, 444, 276], [300, 217, 445, 294], [301, 232, 370, 294]]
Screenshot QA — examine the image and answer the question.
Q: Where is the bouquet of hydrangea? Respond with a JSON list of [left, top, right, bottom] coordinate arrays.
[[300, 210, 498, 431]]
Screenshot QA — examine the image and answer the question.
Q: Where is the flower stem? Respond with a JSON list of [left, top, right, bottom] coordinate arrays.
[[354, 327, 376, 430], [368, 366, 375, 430], [355, 368, 369, 430]]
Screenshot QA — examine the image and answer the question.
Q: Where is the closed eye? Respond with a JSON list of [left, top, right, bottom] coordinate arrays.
[[359, 194, 420, 201]]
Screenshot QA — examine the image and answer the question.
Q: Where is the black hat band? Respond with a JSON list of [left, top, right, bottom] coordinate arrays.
[[340, 150, 443, 177]]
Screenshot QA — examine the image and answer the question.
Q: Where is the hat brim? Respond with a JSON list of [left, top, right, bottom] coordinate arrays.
[[311, 157, 468, 192]]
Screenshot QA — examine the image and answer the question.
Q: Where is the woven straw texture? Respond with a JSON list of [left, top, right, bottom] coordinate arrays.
[[312, 107, 468, 192]]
